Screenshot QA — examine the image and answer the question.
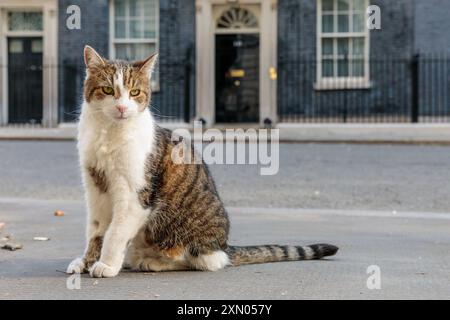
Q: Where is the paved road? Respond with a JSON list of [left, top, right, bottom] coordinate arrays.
[[1, 199, 449, 299], [1, 141, 450, 212], [1, 141, 450, 299]]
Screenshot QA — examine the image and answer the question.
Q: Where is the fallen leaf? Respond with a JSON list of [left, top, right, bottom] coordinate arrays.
[[33, 237, 50, 241], [1, 242, 23, 251], [54, 210, 65, 217], [0, 235, 11, 242]]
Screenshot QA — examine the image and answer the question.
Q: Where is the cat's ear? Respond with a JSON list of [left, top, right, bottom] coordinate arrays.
[[84, 45, 106, 69], [134, 52, 158, 78]]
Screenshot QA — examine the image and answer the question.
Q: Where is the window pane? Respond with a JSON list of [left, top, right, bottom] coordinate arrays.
[[115, 44, 128, 60], [322, 14, 334, 32], [130, 0, 143, 17], [114, 0, 125, 17], [130, 20, 142, 38], [337, 59, 349, 77], [337, 38, 349, 55], [322, 0, 334, 11], [137, 43, 156, 60], [352, 59, 364, 76], [338, 0, 349, 11], [352, 12, 365, 31], [352, 37, 364, 56], [353, 0, 366, 11], [9, 39, 23, 53], [115, 43, 156, 61], [8, 12, 43, 31], [144, 0, 157, 17], [322, 59, 334, 77], [31, 39, 43, 53], [115, 19, 126, 38], [322, 38, 334, 56], [113, 1, 158, 86], [338, 14, 349, 32], [144, 19, 157, 38]]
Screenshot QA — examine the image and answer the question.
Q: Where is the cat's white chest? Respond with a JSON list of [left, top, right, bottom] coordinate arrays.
[[78, 111, 154, 193]]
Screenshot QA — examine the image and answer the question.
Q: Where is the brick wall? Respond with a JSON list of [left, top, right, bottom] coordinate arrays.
[[58, 0, 109, 122], [414, 0, 450, 53], [153, 0, 196, 123], [277, 0, 415, 121]]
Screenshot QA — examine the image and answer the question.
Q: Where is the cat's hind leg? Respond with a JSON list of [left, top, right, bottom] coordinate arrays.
[[137, 258, 190, 272], [125, 241, 190, 272], [125, 249, 229, 272]]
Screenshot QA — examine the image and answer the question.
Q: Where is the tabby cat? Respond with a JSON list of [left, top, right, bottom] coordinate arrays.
[[66, 46, 338, 278]]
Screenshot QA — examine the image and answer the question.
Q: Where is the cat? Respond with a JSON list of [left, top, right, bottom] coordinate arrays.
[[66, 45, 338, 278]]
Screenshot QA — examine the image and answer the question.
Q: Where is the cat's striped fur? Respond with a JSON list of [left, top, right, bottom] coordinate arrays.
[[132, 125, 337, 268], [67, 46, 338, 278]]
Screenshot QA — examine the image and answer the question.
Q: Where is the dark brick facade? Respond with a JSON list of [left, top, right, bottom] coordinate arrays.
[[414, 0, 450, 53], [154, 0, 195, 122], [277, 0, 416, 122], [56, 0, 447, 124], [414, 0, 450, 117], [58, 0, 109, 121]]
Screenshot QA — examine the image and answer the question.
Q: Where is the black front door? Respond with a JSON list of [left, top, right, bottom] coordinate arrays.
[[8, 37, 43, 124], [215, 34, 259, 123]]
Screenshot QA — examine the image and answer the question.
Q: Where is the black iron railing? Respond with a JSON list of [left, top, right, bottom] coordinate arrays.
[[278, 54, 450, 123], [1, 53, 449, 126]]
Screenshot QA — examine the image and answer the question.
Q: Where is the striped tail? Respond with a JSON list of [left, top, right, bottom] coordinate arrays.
[[225, 244, 338, 266]]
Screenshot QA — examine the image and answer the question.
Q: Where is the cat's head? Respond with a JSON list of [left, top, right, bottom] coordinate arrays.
[[83, 45, 158, 122]]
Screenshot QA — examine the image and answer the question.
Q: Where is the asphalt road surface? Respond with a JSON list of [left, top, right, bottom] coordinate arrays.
[[1, 141, 450, 212], [1, 199, 450, 299], [1, 141, 449, 299]]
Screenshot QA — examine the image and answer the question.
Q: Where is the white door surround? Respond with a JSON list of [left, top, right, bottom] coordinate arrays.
[[195, 0, 277, 127], [0, 0, 58, 127]]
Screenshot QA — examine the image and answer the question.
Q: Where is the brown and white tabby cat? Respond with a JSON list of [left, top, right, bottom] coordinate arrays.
[[66, 46, 338, 278]]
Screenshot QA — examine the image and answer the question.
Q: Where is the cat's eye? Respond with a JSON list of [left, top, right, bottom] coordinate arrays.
[[130, 89, 140, 97], [102, 87, 114, 95]]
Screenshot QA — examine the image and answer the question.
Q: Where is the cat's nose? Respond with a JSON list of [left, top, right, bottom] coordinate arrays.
[[116, 105, 127, 114]]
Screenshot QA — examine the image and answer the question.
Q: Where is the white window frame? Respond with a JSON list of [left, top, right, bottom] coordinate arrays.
[[109, 0, 160, 91], [315, 0, 371, 90]]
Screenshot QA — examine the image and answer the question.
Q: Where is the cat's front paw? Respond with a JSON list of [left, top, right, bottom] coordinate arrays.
[[89, 261, 120, 278], [67, 257, 87, 274]]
